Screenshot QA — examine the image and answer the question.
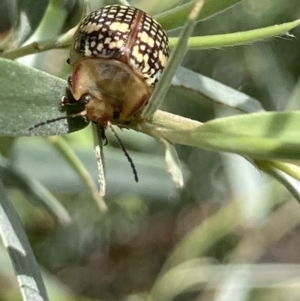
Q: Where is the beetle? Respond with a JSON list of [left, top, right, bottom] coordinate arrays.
[[29, 5, 170, 183], [63, 4, 170, 128]]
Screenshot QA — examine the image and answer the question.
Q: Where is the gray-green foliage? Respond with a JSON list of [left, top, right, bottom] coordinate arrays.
[[1, 0, 300, 300]]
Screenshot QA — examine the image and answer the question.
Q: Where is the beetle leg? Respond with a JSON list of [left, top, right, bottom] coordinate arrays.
[[90, 125, 109, 145], [60, 96, 78, 106], [71, 109, 88, 122], [101, 127, 108, 146], [67, 76, 73, 88]]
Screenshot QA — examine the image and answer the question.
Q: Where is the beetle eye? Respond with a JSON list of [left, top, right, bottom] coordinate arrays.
[[80, 94, 91, 104]]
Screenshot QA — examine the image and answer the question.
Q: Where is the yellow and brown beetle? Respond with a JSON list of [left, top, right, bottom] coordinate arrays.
[[65, 4, 170, 127]]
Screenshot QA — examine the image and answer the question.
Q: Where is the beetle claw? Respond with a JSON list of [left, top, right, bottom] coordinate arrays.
[[101, 128, 108, 145]]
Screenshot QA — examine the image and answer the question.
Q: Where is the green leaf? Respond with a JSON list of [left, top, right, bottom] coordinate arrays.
[[0, 157, 72, 225], [158, 111, 300, 161], [151, 262, 300, 301], [0, 137, 15, 156], [137, 0, 183, 15], [143, 0, 205, 118], [172, 66, 264, 113], [47, 135, 107, 210], [159, 137, 184, 188], [155, 0, 244, 31], [13, 139, 176, 200], [0, 0, 17, 50], [27, 0, 70, 41], [169, 19, 300, 50], [0, 178, 49, 301], [156, 200, 242, 270], [16, 0, 50, 44], [0, 57, 87, 136], [256, 160, 300, 204], [151, 259, 215, 301]]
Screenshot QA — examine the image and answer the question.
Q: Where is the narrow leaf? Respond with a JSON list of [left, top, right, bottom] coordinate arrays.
[[155, 0, 243, 31], [143, 0, 205, 118], [159, 137, 184, 188], [0, 158, 71, 225], [256, 160, 300, 204], [0, 179, 49, 301], [15, 0, 50, 45], [169, 19, 300, 49], [157, 111, 300, 161], [0, 57, 87, 136], [172, 66, 264, 113], [47, 135, 107, 211]]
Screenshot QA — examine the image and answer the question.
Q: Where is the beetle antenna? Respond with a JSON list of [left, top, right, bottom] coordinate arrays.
[[28, 110, 87, 131], [28, 116, 69, 131], [107, 122, 139, 183]]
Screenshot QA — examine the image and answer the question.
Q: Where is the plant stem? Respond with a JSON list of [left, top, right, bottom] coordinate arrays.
[[1, 26, 77, 60]]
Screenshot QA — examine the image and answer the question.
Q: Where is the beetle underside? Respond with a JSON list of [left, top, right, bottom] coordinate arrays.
[[68, 58, 153, 127]]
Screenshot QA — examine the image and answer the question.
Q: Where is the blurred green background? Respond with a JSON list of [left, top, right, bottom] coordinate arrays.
[[1, 0, 300, 300]]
